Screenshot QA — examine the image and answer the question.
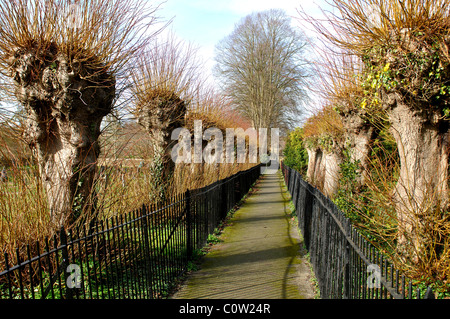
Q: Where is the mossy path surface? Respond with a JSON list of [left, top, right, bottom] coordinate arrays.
[[172, 172, 315, 299]]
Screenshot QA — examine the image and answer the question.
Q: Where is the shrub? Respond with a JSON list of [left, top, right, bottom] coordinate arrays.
[[283, 127, 308, 176]]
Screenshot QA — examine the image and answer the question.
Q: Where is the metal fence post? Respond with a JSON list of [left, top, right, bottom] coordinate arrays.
[[424, 287, 435, 299], [185, 189, 193, 259], [60, 227, 73, 300], [221, 178, 228, 218], [141, 203, 154, 297], [343, 243, 350, 299]]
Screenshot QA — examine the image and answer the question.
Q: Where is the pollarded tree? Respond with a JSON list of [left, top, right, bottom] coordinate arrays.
[[301, 0, 450, 262], [0, 0, 161, 229], [302, 105, 345, 196], [214, 9, 309, 132], [131, 34, 203, 201], [310, 50, 381, 188]]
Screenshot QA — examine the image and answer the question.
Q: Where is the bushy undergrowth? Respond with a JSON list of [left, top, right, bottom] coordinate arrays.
[[282, 127, 308, 176]]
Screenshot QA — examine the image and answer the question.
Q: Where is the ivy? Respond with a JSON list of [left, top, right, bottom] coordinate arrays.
[[317, 134, 334, 153], [358, 62, 397, 110], [360, 36, 450, 115], [333, 147, 363, 223]]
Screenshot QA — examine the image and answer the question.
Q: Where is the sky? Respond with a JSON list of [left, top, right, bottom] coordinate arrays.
[[0, 0, 333, 122], [157, 0, 331, 92]]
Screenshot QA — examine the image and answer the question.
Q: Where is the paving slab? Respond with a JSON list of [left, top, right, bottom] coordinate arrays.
[[172, 172, 315, 299]]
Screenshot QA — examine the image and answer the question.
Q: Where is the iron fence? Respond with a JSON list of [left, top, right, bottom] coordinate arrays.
[[281, 162, 434, 299], [0, 164, 261, 299]]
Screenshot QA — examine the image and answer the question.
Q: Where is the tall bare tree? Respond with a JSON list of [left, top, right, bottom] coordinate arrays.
[[214, 9, 309, 132]]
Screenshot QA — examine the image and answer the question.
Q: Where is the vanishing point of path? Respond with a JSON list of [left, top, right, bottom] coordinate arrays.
[[172, 172, 316, 299]]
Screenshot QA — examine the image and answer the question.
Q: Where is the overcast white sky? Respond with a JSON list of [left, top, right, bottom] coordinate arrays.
[[157, 0, 331, 92]]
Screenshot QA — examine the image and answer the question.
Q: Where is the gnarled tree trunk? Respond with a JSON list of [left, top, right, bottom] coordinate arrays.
[[342, 110, 378, 187], [137, 95, 186, 201], [306, 142, 342, 197], [384, 92, 450, 259], [306, 146, 325, 190], [323, 149, 342, 197], [12, 45, 115, 229]]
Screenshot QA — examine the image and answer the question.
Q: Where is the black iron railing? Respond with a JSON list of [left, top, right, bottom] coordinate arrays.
[[281, 162, 434, 299], [0, 164, 261, 299]]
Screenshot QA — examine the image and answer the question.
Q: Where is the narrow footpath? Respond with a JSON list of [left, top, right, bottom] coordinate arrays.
[[172, 172, 316, 299]]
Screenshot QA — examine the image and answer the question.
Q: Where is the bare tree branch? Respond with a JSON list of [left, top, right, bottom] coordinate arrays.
[[214, 9, 310, 133]]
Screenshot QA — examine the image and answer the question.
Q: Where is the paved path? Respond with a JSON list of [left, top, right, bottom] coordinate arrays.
[[172, 172, 315, 299]]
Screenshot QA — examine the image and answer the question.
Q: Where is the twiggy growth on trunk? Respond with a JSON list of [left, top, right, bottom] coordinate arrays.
[[132, 34, 202, 201]]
